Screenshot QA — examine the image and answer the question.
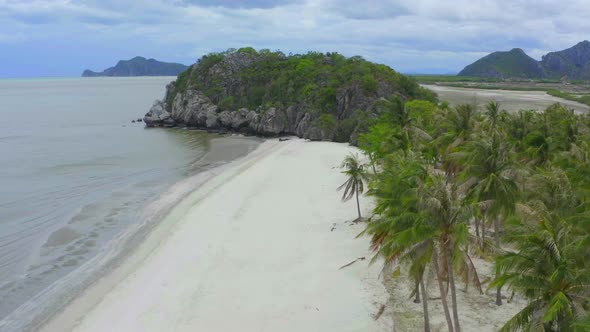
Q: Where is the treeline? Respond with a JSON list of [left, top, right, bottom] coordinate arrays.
[[346, 97, 590, 331]]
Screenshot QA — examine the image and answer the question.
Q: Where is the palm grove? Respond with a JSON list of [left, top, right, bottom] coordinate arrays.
[[339, 97, 590, 331]]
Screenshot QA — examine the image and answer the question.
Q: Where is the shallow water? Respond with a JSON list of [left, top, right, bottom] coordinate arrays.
[[0, 77, 260, 329]]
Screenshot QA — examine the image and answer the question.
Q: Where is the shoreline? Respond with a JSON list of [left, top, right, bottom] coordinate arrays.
[[39, 138, 390, 332], [0, 134, 261, 332]]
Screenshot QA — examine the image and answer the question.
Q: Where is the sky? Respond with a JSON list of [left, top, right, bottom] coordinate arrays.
[[0, 0, 589, 78]]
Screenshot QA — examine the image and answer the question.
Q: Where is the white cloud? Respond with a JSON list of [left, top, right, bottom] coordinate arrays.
[[1, 0, 589, 75]]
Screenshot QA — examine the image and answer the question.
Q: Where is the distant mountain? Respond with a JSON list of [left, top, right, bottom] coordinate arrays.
[[82, 57, 188, 77], [458, 41, 590, 80], [540, 41, 590, 79], [458, 48, 543, 78]]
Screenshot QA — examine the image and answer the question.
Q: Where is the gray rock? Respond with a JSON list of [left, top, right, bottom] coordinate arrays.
[[305, 126, 324, 141], [256, 108, 287, 135], [246, 110, 260, 132], [143, 100, 174, 127], [218, 110, 233, 128], [295, 113, 312, 137], [171, 89, 217, 126], [205, 108, 219, 128], [231, 108, 251, 130]]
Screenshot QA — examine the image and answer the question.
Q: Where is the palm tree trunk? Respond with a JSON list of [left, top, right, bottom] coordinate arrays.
[[420, 278, 431, 332], [432, 249, 454, 332], [474, 218, 480, 238], [493, 216, 501, 246], [447, 245, 461, 332], [414, 281, 421, 303], [369, 155, 377, 174], [494, 216, 503, 306], [481, 217, 486, 252], [355, 187, 362, 220]]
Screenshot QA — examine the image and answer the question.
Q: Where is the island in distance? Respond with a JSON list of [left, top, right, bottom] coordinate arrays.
[[82, 56, 188, 77]]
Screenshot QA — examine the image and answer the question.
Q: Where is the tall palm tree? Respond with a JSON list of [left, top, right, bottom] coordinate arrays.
[[363, 153, 434, 331], [338, 154, 368, 220], [419, 173, 477, 332], [492, 216, 589, 331], [484, 100, 501, 133], [462, 131, 519, 305]]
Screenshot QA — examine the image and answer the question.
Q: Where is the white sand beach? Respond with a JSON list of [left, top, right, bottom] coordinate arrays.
[[41, 139, 390, 332]]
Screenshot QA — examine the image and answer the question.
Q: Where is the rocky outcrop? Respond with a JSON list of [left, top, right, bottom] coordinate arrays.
[[143, 101, 175, 127], [143, 48, 432, 141], [144, 87, 325, 138]]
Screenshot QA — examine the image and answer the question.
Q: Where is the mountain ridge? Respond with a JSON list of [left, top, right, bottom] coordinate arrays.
[[82, 57, 188, 77], [458, 41, 590, 79]]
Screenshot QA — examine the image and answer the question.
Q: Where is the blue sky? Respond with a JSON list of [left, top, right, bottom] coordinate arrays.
[[0, 0, 588, 78]]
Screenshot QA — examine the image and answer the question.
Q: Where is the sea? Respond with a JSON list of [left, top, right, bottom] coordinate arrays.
[[0, 77, 260, 330]]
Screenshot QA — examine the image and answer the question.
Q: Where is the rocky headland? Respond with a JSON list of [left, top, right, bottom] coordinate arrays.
[[143, 48, 436, 142]]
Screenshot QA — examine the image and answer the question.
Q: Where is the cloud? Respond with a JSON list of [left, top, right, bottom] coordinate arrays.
[[181, 0, 299, 9], [1, 0, 589, 77]]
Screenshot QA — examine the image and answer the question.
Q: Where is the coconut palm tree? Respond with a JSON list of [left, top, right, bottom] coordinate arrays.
[[461, 131, 519, 305], [338, 153, 368, 220], [483, 100, 505, 135], [419, 173, 478, 332], [365, 150, 484, 332], [363, 153, 435, 331], [492, 216, 590, 331]]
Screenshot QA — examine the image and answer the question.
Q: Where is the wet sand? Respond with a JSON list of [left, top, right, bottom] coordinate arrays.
[[423, 84, 590, 113]]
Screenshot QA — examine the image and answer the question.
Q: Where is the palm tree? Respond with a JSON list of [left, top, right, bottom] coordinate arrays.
[[338, 154, 368, 220], [366, 153, 483, 332], [374, 96, 432, 154], [492, 216, 589, 331], [462, 131, 519, 305], [484, 100, 503, 134], [363, 153, 434, 331], [419, 173, 478, 332]]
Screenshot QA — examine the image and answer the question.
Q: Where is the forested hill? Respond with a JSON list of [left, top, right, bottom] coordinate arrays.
[[143, 47, 436, 143], [82, 57, 188, 77], [458, 48, 543, 78], [458, 41, 590, 79]]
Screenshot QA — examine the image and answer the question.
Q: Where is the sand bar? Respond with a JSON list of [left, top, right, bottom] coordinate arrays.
[[423, 84, 590, 113]]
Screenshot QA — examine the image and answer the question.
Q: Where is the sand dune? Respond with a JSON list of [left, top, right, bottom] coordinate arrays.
[[41, 139, 389, 332]]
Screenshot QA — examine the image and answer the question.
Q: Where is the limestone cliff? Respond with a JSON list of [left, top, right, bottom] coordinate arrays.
[[144, 48, 436, 142]]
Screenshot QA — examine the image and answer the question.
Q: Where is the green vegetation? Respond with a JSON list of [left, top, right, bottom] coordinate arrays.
[[337, 154, 368, 220], [166, 48, 435, 117], [458, 48, 543, 79], [347, 96, 590, 331], [547, 89, 590, 107], [455, 41, 590, 80]]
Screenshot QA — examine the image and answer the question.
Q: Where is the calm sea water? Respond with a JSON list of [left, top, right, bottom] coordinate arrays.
[[0, 77, 260, 330]]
